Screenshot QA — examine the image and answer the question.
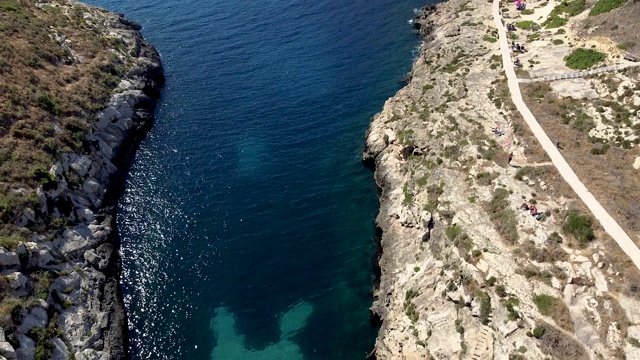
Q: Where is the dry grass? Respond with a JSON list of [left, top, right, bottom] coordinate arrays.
[[533, 294, 574, 332], [0, 0, 133, 236], [537, 323, 589, 360], [579, 1, 640, 56], [522, 83, 640, 246]]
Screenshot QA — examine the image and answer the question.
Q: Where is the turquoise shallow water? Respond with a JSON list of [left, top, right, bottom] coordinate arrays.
[[85, 0, 427, 358]]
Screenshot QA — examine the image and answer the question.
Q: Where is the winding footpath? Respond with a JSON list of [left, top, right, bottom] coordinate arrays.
[[491, 0, 640, 270]]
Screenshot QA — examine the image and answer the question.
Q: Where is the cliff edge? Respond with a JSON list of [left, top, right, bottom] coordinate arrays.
[[0, 0, 163, 359], [365, 0, 640, 358]]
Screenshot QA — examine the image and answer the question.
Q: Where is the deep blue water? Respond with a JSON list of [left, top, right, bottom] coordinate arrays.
[[84, 0, 427, 358]]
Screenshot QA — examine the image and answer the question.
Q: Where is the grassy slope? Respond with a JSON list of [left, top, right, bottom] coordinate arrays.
[[0, 0, 128, 243]]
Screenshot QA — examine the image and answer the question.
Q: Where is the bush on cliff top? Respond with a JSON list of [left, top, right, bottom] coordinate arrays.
[[564, 48, 606, 69], [562, 210, 595, 244]]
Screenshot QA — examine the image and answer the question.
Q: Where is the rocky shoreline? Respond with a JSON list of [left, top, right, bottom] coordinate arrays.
[[0, 2, 163, 359], [364, 0, 640, 358]]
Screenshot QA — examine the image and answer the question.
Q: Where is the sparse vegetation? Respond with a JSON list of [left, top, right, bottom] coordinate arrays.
[[504, 297, 520, 320], [446, 224, 462, 241], [476, 171, 498, 185], [477, 291, 492, 325], [484, 188, 519, 243], [403, 182, 413, 205], [483, 35, 498, 43], [629, 337, 640, 348], [0, 0, 138, 240], [404, 289, 420, 323], [543, 0, 585, 28]]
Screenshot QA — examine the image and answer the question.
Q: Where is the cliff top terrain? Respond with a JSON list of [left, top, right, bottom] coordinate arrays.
[[0, 0, 162, 359], [1, 0, 126, 238], [364, 0, 640, 358]]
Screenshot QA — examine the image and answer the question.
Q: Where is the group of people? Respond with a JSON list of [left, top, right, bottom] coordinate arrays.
[[521, 203, 544, 220], [512, 42, 527, 53], [515, 0, 527, 10], [506, 23, 517, 31], [491, 126, 504, 136]]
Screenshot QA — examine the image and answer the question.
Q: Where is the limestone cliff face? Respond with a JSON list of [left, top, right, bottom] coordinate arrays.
[[365, 0, 640, 359], [0, 2, 163, 359]]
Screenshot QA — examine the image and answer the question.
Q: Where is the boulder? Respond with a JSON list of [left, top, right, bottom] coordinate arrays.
[[5, 272, 28, 297], [0, 328, 16, 360], [0, 250, 20, 272], [499, 321, 519, 338], [84, 244, 113, 271], [15, 334, 35, 360], [76, 349, 109, 360], [16, 307, 48, 334], [50, 338, 69, 360], [28, 248, 56, 269]]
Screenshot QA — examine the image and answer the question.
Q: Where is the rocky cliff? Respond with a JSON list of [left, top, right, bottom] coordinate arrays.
[[0, 1, 163, 359], [365, 0, 640, 358]]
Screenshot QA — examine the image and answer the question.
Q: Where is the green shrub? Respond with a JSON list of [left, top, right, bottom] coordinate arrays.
[[590, 0, 626, 15], [477, 291, 492, 324], [487, 276, 497, 286], [472, 249, 482, 258], [532, 324, 546, 338], [527, 32, 541, 42], [533, 294, 557, 316], [544, 16, 568, 28], [0, 233, 22, 250], [476, 171, 498, 185], [445, 224, 462, 241], [552, 39, 564, 45], [483, 35, 498, 43], [516, 20, 537, 29], [504, 297, 520, 320], [562, 211, 595, 244], [31, 166, 57, 190], [402, 183, 413, 205], [521, 9, 534, 14], [404, 289, 420, 323], [1, 5, 19, 12], [547, 231, 563, 244], [590, 143, 610, 155], [564, 48, 606, 69], [35, 91, 60, 115]]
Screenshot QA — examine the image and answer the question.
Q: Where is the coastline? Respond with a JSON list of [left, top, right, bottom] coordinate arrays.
[[0, 1, 163, 358], [364, 0, 640, 358], [47, 4, 165, 358]]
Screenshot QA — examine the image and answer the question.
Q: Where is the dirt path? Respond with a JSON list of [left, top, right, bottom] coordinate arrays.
[[492, 0, 640, 270]]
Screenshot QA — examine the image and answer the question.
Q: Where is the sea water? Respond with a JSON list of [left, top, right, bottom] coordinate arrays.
[[83, 0, 428, 358]]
